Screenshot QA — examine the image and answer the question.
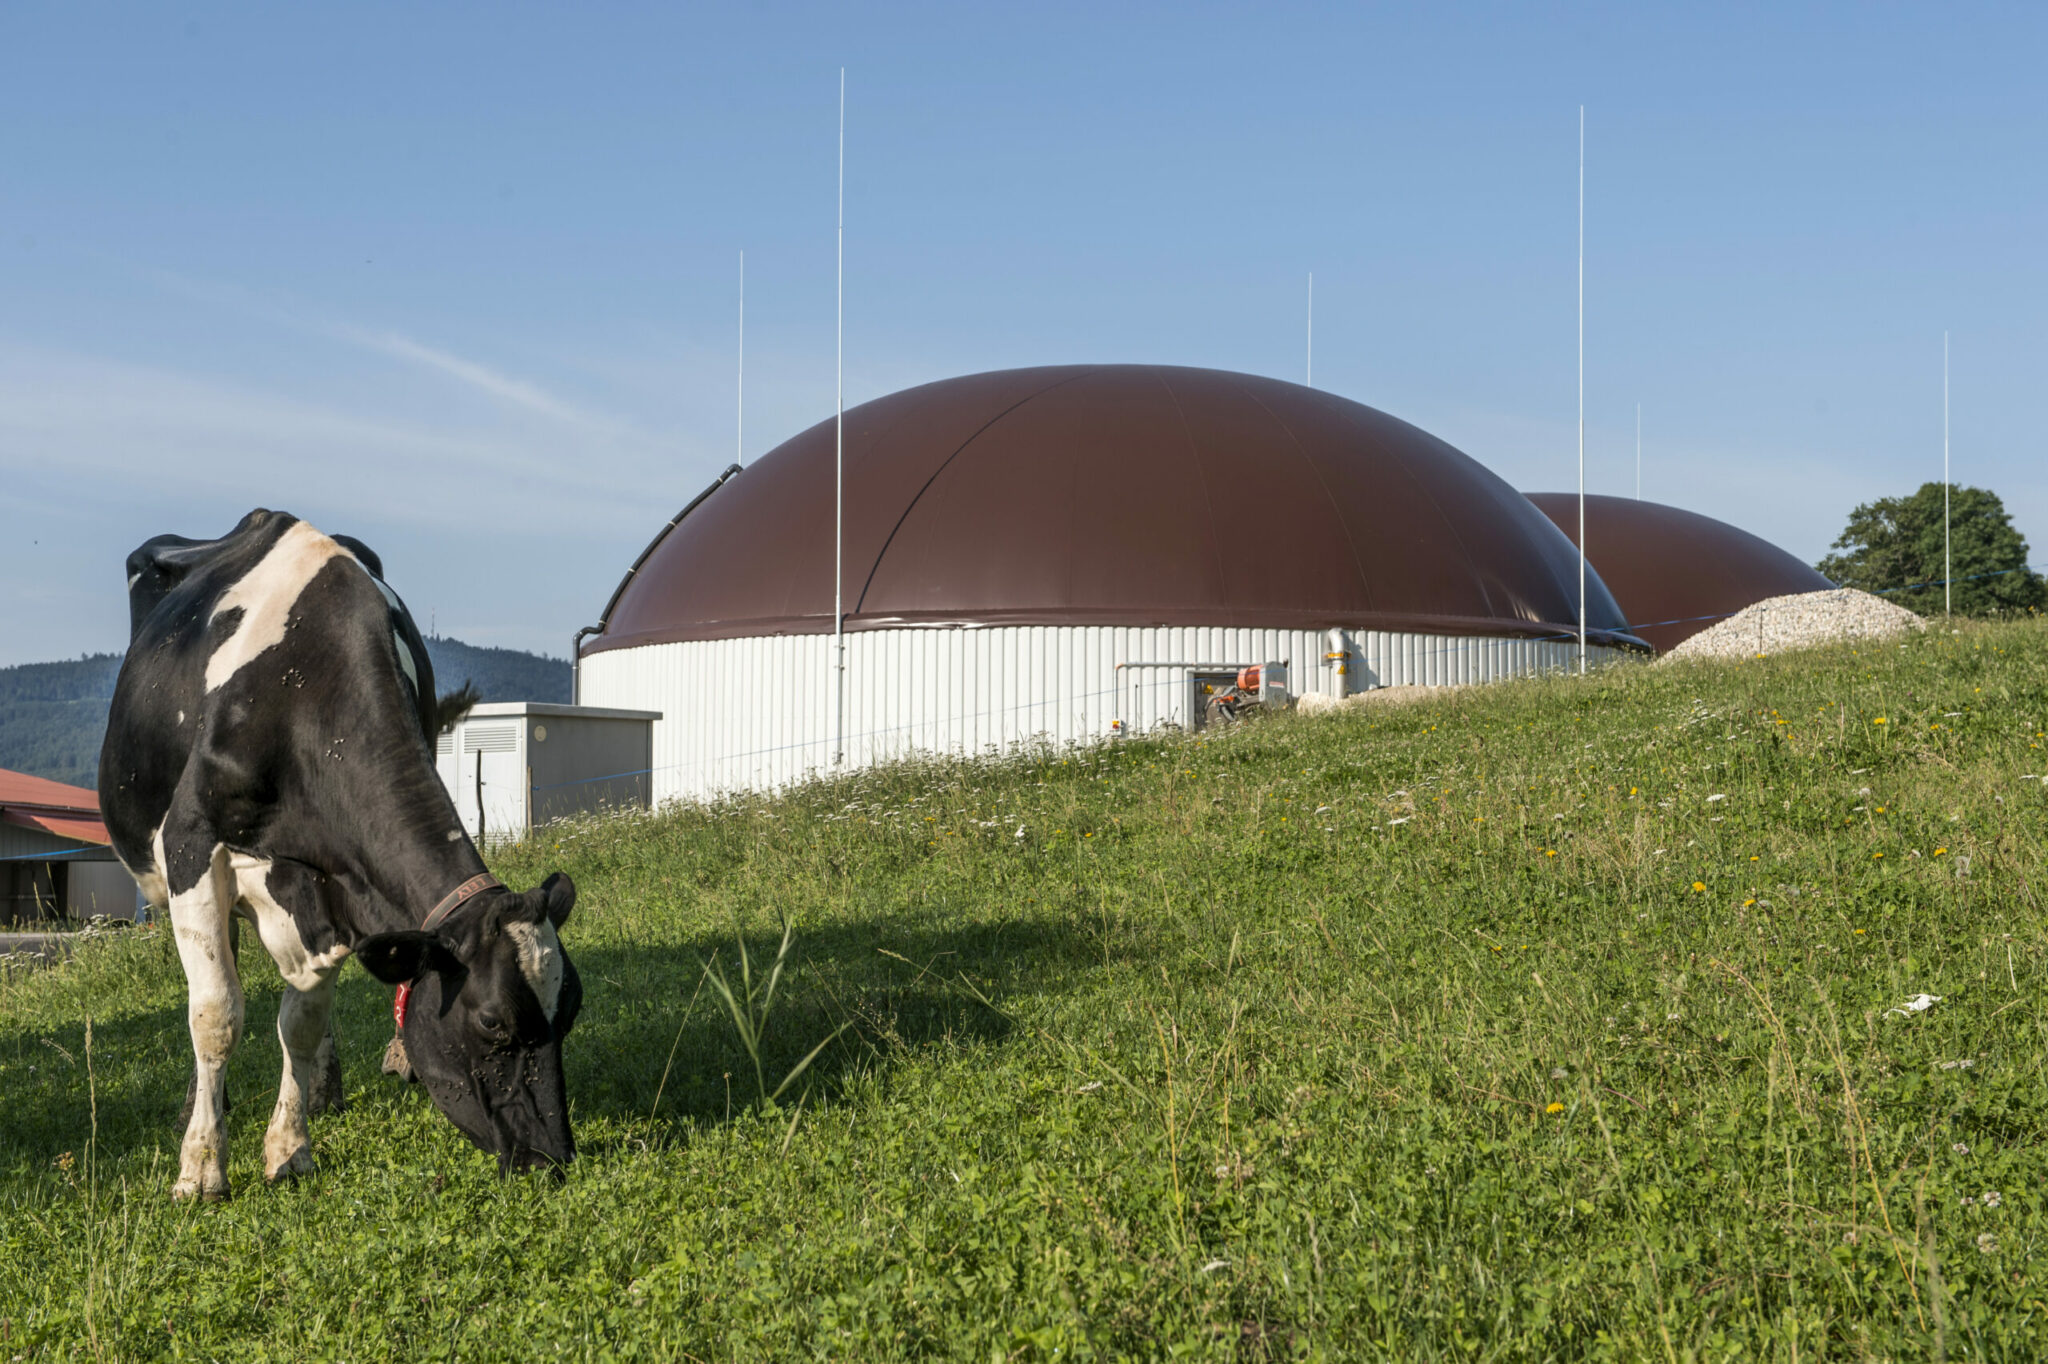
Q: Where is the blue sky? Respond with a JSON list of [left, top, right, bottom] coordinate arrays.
[[3, 3, 2042, 664]]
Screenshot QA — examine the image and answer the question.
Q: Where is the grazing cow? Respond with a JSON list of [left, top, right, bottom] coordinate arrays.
[[99, 509, 583, 1200]]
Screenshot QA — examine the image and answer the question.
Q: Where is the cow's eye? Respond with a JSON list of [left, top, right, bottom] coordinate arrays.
[[476, 1010, 509, 1037]]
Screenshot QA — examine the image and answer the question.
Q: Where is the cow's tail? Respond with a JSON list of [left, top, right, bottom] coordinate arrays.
[[435, 683, 481, 734]]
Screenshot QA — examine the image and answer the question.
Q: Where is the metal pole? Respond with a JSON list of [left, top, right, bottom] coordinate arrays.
[[1944, 330, 1951, 617], [1577, 106, 1587, 675], [737, 250, 745, 466], [1306, 272, 1313, 387], [832, 69, 846, 766]]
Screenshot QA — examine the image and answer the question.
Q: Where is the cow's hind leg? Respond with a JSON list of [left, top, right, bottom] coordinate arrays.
[[168, 844, 241, 1201], [308, 1015, 346, 1115]]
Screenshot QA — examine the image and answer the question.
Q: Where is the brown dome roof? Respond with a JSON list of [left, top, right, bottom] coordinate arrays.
[[1524, 493, 1833, 653], [586, 365, 1646, 655]]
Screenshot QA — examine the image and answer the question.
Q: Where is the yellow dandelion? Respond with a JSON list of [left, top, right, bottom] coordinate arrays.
[[1874, 717, 1888, 725], [1873, 852, 1884, 859], [1934, 847, 1948, 856], [1546, 1102, 1565, 1114], [1545, 849, 1558, 857], [1854, 928, 1867, 935], [1692, 881, 1706, 892]]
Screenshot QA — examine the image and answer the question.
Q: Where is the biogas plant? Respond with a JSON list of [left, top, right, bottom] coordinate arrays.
[[564, 364, 1838, 807]]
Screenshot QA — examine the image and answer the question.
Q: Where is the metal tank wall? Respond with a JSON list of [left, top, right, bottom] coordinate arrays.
[[579, 625, 1625, 807]]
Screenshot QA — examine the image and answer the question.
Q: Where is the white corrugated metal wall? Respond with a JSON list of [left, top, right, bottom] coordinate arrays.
[[580, 625, 1625, 807]]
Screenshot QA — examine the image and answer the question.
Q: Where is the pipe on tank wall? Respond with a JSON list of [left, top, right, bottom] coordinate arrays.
[[571, 625, 602, 705], [1324, 627, 1351, 698]]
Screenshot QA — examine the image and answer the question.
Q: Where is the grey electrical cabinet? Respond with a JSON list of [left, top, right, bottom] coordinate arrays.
[[434, 702, 662, 846]]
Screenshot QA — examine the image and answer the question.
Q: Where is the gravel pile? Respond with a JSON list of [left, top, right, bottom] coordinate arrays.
[[1660, 587, 1925, 663]]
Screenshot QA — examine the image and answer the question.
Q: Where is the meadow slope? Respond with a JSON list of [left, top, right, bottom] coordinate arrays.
[[3, 620, 2047, 1360]]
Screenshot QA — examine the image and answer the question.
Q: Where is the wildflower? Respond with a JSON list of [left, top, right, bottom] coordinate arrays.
[[1550, 1066, 1569, 1079], [1874, 717, 1888, 725], [1545, 849, 1557, 857], [1934, 847, 1947, 856], [1983, 1190, 2004, 1208], [1953, 1142, 1971, 1155], [1546, 1102, 1565, 1114], [1873, 852, 1884, 859], [1977, 1232, 1999, 1255], [1691, 881, 1706, 892], [1854, 928, 1866, 935], [1743, 899, 1756, 908]]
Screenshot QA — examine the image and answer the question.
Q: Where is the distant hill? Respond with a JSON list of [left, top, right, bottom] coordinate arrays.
[[0, 638, 569, 790], [422, 637, 571, 707]]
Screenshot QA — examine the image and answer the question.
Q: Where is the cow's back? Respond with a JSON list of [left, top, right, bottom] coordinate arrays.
[[98, 510, 437, 887]]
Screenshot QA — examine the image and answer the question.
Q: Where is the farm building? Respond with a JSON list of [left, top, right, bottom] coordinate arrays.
[[0, 768, 136, 924], [1524, 493, 1834, 653], [578, 365, 1647, 804], [434, 701, 661, 847]]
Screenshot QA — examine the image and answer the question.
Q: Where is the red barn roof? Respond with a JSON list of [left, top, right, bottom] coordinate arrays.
[[0, 768, 110, 846]]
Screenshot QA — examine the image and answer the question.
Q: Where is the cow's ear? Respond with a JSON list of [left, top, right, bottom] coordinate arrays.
[[357, 931, 446, 985], [539, 872, 575, 929]]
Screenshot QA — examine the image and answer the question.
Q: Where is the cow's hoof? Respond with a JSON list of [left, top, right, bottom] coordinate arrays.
[[380, 1034, 415, 1083], [264, 1144, 315, 1185], [172, 1173, 230, 1203]]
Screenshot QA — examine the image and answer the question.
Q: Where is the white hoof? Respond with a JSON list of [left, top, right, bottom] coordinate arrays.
[[264, 1143, 315, 1184], [172, 1169, 230, 1202]]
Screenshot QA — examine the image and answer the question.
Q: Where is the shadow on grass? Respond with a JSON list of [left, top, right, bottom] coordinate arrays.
[[0, 910, 1102, 1173], [564, 910, 1104, 1132]]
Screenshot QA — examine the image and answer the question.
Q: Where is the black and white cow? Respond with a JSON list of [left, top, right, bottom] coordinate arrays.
[[99, 509, 583, 1199]]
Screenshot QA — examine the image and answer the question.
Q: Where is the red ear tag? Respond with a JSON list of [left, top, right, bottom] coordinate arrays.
[[393, 981, 413, 1028]]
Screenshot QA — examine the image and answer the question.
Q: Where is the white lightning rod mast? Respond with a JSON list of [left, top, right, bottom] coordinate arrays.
[[1306, 272, 1313, 387], [1576, 106, 1587, 675], [832, 70, 846, 766], [1944, 331, 1951, 617], [737, 250, 745, 465]]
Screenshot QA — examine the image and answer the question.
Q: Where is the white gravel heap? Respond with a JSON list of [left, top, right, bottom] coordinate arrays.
[[1661, 587, 1925, 663]]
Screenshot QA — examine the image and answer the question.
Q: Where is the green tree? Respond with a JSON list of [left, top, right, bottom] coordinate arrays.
[[1817, 482, 2046, 617]]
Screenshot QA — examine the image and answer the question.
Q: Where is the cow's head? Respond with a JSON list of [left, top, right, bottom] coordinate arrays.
[[357, 873, 583, 1174]]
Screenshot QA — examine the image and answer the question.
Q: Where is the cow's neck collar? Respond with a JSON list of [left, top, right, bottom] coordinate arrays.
[[395, 872, 506, 1029], [422, 873, 503, 931]]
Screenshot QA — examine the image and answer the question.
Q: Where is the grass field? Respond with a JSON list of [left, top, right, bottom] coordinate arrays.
[[4, 618, 2047, 1360]]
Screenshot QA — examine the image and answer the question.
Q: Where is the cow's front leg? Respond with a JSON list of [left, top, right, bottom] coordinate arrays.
[[169, 847, 241, 1201], [264, 974, 336, 1182]]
